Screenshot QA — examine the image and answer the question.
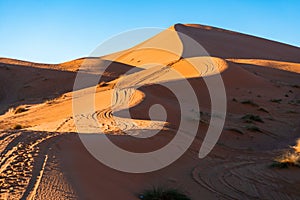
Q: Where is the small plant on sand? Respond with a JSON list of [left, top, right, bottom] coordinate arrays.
[[240, 100, 258, 107], [13, 124, 23, 130], [270, 99, 282, 103], [139, 187, 190, 200], [286, 110, 298, 114], [258, 107, 269, 113], [271, 139, 300, 169], [242, 114, 264, 123], [14, 106, 28, 114], [226, 127, 244, 135], [291, 84, 300, 88], [270, 161, 290, 169], [245, 125, 261, 132], [45, 98, 55, 105], [98, 81, 109, 87], [288, 99, 300, 105]]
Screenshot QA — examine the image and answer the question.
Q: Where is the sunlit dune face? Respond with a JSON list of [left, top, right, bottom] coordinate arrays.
[[110, 56, 228, 90], [113, 48, 180, 68], [171, 57, 228, 79], [227, 58, 300, 74], [184, 24, 213, 30], [103, 28, 183, 67]]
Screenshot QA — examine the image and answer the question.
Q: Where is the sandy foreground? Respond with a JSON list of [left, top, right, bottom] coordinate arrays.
[[1, 24, 300, 199]]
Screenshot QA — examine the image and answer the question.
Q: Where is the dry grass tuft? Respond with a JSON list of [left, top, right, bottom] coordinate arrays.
[[241, 100, 258, 107], [139, 187, 190, 200], [272, 139, 300, 168], [242, 114, 264, 123], [293, 139, 300, 153], [14, 106, 28, 114], [13, 124, 23, 130]]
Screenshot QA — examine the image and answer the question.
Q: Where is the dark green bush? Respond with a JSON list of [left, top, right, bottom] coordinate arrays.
[[270, 99, 282, 103], [242, 114, 264, 123], [14, 107, 28, 114], [139, 187, 190, 200], [245, 125, 261, 132], [240, 100, 258, 106], [13, 124, 23, 130]]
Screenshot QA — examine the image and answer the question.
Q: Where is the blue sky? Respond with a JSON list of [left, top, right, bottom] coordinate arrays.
[[0, 0, 299, 63]]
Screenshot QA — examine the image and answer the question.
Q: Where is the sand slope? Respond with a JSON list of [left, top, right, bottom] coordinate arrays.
[[1, 24, 300, 199]]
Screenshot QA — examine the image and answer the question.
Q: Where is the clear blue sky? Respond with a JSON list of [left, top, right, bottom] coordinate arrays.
[[0, 0, 299, 63]]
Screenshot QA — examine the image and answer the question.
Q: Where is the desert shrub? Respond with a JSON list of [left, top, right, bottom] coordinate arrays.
[[242, 114, 264, 123], [270, 99, 282, 103], [200, 119, 209, 124], [232, 98, 238, 102], [258, 107, 269, 113], [139, 187, 190, 200], [45, 98, 55, 105], [286, 110, 297, 114], [294, 139, 300, 153], [272, 152, 300, 168], [226, 127, 244, 135], [13, 124, 23, 130], [241, 100, 258, 107], [288, 100, 295, 105], [271, 139, 300, 168], [245, 125, 261, 132], [14, 107, 28, 114], [270, 162, 290, 169], [6, 107, 15, 114], [98, 81, 109, 87]]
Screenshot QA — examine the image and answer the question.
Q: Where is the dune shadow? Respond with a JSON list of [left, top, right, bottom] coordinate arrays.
[[0, 59, 141, 115], [230, 62, 300, 86]]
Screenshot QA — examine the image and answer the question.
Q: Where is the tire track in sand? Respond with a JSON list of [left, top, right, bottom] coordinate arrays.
[[89, 57, 226, 135], [192, 155, 299, 200], [0, 131, 59, 200]]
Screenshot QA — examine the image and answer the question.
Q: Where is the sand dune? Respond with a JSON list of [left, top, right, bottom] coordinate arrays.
[[1, 24, 300, 199], [174, 24, 300, 62], [102, 25, 183, 67], [227, 58, 300, 73]]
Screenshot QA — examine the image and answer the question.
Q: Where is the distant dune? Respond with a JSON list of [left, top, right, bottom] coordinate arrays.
[[0, 24, 300, 200]]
